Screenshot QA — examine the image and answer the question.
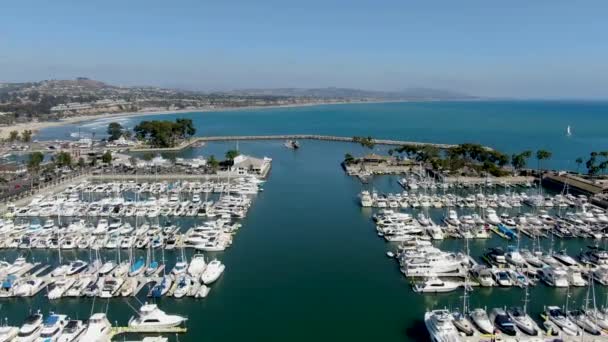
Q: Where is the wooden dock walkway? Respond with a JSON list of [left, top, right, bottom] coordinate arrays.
[[110, 326, 187, 338]]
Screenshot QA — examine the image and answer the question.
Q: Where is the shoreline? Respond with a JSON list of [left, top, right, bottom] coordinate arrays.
[[0, 100, 402, 140]]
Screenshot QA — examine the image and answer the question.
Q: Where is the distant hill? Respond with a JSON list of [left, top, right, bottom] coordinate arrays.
[[221, 87, 475, 100]]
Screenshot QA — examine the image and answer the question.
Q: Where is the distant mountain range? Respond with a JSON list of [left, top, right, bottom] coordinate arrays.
[[220, 87, 476, 100]]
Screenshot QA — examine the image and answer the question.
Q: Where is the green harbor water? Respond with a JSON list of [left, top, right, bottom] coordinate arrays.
[[19, 101, 608, 340], [4, 139, 608, 341]]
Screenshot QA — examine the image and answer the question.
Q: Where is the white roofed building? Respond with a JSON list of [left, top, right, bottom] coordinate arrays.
[[230, 155, 272, 176]]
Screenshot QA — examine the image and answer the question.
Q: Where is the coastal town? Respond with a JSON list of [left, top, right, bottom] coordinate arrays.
[[2, 1, 608, 340]]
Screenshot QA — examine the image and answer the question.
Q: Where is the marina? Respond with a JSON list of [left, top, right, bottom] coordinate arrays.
[[1, 101, 608, 341]]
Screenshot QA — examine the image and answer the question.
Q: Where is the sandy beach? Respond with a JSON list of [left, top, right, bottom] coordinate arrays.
[[0, 100, 381, 140]]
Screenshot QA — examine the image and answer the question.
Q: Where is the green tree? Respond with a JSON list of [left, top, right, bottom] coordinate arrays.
[[536, 150, 552, 177], [511, 150, 532, 174], [21, 130, 33, 143], [102, 151, 113, 164], [8, 130, 19, 142], [225, 149, 240, 161], [54, 151, 73, 168], [207, 155, 219, 172], [27, 152, 44, 173], [107, 122, 124, 141], [77, 157, 86, 168], [344, 153, 355, 164]]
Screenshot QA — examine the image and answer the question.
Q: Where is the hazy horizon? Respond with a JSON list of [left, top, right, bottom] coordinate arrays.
[[3, 1, 608, 99]]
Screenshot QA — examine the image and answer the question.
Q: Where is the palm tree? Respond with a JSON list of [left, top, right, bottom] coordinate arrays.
[[536, 150, 552, 194], [536, 150, 552, 176]]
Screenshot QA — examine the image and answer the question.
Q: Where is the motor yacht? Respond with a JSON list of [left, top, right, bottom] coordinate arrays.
[[47, 278, 76, 300], [505, 246, 526, 267], [37, 314, 67, 342], [79, 313, 111, 342], [520, 249, 543, 268], [187, 254, 207, 276], [64, 276, 95, 297], [120, 277, 138, 297], [539, 267, 569, 287], [485, 209, 501, 225], [16, 311, 43, 342], [0, 326, 18, 342], [567, 269, 587, 287], [98, 261, 116, 276], [201, 259, 225, 284], [57, 320, 85, 342], [99, 277, 124, 298], [492, 270, 512, 287], [128, 303, 187, 329], [444, 210, 460, 226], [13, 279, 46, 297], [424, 309, 461, 342], [195, 284, 210, 298], [552, 250, 579, 267], [66, 260, 88, 276], [470, 266, 495, 287], [412, 277, 460, 293], [171, 274, 189, 298]]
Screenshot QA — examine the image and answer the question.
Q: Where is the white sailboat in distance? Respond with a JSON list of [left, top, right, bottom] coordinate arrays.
[[566, 125, 572, 137]]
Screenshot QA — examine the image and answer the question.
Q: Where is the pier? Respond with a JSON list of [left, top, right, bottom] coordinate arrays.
[[110, 326, 187, 338]]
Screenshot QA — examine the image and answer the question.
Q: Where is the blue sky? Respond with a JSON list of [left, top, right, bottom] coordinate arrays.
[[2, 0, 608, 98]]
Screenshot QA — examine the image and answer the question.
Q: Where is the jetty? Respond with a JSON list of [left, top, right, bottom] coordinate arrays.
[[13, 135, 464, 154]]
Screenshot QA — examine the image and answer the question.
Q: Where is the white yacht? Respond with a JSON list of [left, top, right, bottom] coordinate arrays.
[[539, 267, 569, 287], [485, 208, 501, 225], [0, 326, 18, 342], [99, 277, 124, 298], [413, 277, 460, 293], [201, 259, 225, 284], [424, 309, 461, 342], [567, 269, 587, 287], [444, 210, 460, 226], [128, 303, 187, 329], [47, 278, 76, 300], [79, 313, 111, 342], [13, 279, 46, 297], [36, 314, 67, 342], [57, 320, 85, 342], [120, 277, 138, 297], [360, 191, 373, 207], [16, 311, 43, 342], [187, 254, 207, 276], [469, 308, 493, 335], [505, 249, 526, 267]]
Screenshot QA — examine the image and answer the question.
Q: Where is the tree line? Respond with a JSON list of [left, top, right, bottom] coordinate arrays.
[[105, 118, 196, 148]]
